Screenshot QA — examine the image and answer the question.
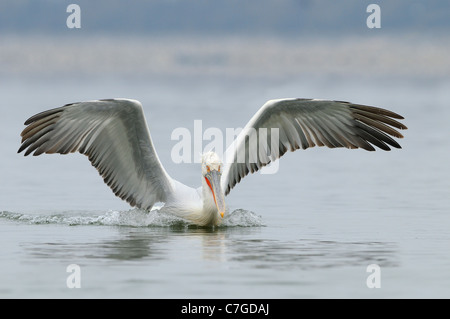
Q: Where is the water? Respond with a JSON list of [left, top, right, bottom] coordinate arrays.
[[1, 35, 450, 298]]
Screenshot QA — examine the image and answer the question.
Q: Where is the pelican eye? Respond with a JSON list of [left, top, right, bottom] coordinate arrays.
[[206, 165, 210, 173]]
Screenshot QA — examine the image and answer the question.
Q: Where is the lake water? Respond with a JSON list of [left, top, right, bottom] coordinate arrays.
[[0, 35, 449, 299]]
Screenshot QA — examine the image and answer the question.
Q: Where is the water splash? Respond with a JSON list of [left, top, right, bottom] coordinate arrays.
[[222, 209, 264, 227], [0, 208, 263, 228]]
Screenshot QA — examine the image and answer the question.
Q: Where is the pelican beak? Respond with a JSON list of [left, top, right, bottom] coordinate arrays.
[[205, 170, 226, 218]]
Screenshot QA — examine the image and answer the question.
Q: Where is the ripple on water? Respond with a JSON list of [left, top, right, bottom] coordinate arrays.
[[0, 208, 264, 228]]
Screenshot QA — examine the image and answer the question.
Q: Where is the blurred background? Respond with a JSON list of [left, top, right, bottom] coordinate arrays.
[[1, 0, 450, 80]]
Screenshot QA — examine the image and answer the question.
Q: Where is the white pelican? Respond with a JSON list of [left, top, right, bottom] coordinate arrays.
[[18, 98, 407, 226]]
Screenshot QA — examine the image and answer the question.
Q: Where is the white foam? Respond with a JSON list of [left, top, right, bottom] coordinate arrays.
[[0, 208, 264, 228]]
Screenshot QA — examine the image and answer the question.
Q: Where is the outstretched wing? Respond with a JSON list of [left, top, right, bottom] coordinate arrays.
[[221, 98, 407, 196], [18, 98, 174, 210]]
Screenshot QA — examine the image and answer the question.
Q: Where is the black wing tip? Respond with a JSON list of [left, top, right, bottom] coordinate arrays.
[[17, 142, 32, 155], [23, 107, 65, 126], [17, 146, 26, 155], [349, 103, 406, 120]]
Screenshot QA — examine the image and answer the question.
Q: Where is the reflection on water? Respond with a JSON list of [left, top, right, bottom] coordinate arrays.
[[228, 239, 398, 270], [20, 224, 398, 271]]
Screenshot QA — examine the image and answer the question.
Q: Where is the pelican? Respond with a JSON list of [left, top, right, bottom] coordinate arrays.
[[18, 98, 407, 226]]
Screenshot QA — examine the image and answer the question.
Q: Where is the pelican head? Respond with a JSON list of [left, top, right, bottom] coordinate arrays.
[[201, 151, 226, 219]]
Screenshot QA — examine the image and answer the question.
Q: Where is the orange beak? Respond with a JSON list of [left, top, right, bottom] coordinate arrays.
[[205, 170, 226, 218]]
